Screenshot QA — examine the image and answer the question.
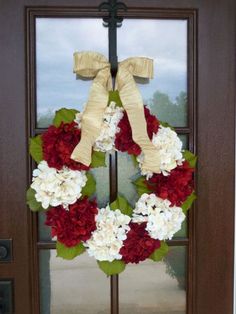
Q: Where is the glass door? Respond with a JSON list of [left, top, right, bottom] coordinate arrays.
[[28, 8, 196, 314]]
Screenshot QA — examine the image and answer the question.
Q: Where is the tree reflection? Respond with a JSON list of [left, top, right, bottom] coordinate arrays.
[[37, 90, 187, 128], [147, 90, 187, 127]]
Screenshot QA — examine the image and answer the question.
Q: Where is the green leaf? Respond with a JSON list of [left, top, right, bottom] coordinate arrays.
[[108, 90, 123, 107], [130, 154, 138, 168], [26, 187, 46, 212], [133, 176, 150, 196], [159, 121, 175, 130], [183, 150, 197, 168], [53, 108, 78, 127], [149, 241, 169, 262], [91, 151, 106, 168], [97, 260, 126, 276], [56, 241, 85, 260], [181, 191, 197, 215], [81, 172, 96, 197], [110, 195, 133, 216], [29, 135, 43, 163]]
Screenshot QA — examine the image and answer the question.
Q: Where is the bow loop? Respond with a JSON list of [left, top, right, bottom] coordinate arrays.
[[73, 51, 110, 78], [119, 57, 154, 79]]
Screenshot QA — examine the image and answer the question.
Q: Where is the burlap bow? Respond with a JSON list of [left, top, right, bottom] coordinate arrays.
[[71, 51, 161, 173]]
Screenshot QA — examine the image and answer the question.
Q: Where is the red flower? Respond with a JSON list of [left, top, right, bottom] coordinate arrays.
[[45, 197, 98, 247], [42, 121, 89, 171], [115, 106, 159, 155], [120, 222, 160, 264], [146, 161, 194, 206]]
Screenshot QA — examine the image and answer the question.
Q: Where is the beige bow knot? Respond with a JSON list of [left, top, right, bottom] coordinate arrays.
[[71, 51, 161, 174]]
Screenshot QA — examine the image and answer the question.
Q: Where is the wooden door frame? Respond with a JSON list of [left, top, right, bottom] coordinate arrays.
[[0, 1, 235, 314]]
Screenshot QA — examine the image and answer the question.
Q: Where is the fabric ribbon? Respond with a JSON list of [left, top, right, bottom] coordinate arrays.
[[71, 51, 161, 173]]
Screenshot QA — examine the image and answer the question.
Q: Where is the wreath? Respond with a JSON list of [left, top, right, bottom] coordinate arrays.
[[27, 52, 196, 276]]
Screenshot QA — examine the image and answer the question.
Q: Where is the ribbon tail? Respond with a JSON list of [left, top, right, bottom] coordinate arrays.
[[116, 58, 161, 174], [71, 135, 93, 166], [71, 68, 111, 166]]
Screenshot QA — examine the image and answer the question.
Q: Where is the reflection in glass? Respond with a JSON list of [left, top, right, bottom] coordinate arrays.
[[175, 219, 187, 238], [38, 211, 51, 241], [179, 135, 188, 151], [90, 154, 110, 208], [118, 20, 188, 127], [39, 250, 110, 314], [119, 246, 186, 314], [36, 19, 187, 128], [148, 90, 187, 128], [117, 152, 139, 207], [36, 18, 108, 127]]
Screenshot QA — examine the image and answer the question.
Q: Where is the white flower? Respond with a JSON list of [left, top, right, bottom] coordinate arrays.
[[132, 193, 185, 240], [74, 102, 124, 153], [74, 111, 83, 129], [31, 161, 87, 209], [85, 206, 131, 262], [137, 126, 184, 178]]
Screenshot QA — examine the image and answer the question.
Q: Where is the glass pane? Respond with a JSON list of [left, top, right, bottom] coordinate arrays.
[[39, 250, 110, 314], [178, 134, 188, 151], [90, 154, 110, 208], [118, 20, 188, 127], [36, 18, 108, 127], [175, 220, 187, 238], [120, 246, 187, 314], [118, 152, 138, 208], [38, 154, 110, 241], [38, 211, 51, 241]]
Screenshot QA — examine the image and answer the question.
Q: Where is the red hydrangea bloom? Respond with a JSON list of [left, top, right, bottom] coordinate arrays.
[[45, 197, 98, 247], [42, 121, 88, 171], [146, 161, 194, 206], [115, 106, 159, 155], [120, 222, 161, 264]]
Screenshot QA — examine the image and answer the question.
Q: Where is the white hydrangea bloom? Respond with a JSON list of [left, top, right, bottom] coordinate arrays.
[[85, 206, 131, 262], [74, 111, 83, 129], [137, 125, 184, 178], [31, 160, 87, 209], [132, 193, 185, 240], [74, 102, 124, 152]]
